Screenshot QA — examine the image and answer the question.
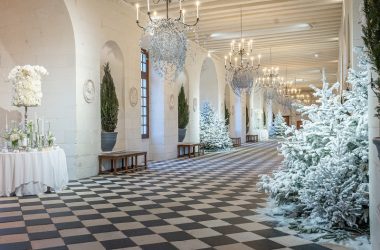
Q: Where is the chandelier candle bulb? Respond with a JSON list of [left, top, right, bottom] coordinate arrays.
[[136, 3, 139, 20], [224, 56, 227, 65], [196, 1, 199, 18], [147, 0, 150, 12], [182, 9, 185, 22], [179, 0, 182, 10]]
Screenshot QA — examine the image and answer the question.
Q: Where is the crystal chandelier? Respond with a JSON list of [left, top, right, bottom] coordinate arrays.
[[224, 9, 261, 96], [136, 0, 200, 77], [256, 48, 283, 91], [277, 69, 301, 98]]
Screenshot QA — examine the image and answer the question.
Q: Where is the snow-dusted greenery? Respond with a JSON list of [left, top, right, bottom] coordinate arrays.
[[200, 102, 232, 151], [273, 112, 287, 138], [258, 55, 369, 233]]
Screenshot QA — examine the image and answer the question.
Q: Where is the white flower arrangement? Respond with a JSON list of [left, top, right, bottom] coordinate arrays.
[[8, 65, 48, 107], [2, 128, 26, 149]]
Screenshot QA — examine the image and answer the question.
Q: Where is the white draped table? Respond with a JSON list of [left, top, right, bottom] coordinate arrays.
[[0, 148, 69, 196]]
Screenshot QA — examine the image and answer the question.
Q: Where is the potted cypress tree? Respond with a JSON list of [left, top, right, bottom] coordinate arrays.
[[246, 106, 249, 133], [362, 0, 380, 156], [224, 104, 230, 127], [178, 85, 189, 142], [100, 63, 119, 151]]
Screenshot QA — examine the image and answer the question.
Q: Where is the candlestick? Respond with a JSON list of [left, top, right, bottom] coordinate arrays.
[[147, 0, 150, 12], [41, 118, 44, 136], [196, 1, 199, 18], [5, 113, 8, 131], [136, 4, 139, 20]]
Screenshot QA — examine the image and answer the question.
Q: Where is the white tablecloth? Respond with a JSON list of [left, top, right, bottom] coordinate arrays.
[[0, 148, 69, 196]]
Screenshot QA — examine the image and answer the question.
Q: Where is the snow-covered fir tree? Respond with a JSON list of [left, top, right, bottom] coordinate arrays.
[[258, 54, 369, 232], [200, 102, 233, 151], [273, 112, 287, 138]]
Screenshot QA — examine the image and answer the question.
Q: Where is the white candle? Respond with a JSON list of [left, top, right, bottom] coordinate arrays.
[[196, 1, 199, 18], [5, 113, 8, 130], [147, 0, 150, 12], [258, 54, 261, 64], [224, 56, 227, 65], [234, 57, 238, 66], [183, 9, 186, 23], [136, 4, 139, 20], [179, 0, 182, 10]]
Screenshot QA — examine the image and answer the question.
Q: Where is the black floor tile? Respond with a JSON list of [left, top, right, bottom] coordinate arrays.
[[29, 230, 61, 241], [200, 235, 238, 246], [160, 231, 194, 241], [63, 234, 97, 245], [244, 239, 285, 250], [100, 238, 137, 249]]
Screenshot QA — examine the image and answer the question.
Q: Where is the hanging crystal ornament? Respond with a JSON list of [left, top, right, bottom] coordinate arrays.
[[136, 0, 200, 78], [224, 9, 261, 96]]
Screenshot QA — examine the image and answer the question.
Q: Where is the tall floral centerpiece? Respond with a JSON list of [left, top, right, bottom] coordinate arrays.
[[8, 65, 48, 126]]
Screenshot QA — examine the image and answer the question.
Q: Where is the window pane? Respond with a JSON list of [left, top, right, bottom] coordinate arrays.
[[140, 49, 149, 138]]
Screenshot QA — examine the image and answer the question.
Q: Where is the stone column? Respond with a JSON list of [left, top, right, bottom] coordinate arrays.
[[266, 97, 273, 131]]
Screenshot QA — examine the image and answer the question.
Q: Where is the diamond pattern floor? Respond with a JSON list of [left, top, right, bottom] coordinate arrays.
[[0, 141, 335, 250]]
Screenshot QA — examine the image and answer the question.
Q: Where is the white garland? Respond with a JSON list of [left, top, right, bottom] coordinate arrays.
[[8, 65, 48, 107]]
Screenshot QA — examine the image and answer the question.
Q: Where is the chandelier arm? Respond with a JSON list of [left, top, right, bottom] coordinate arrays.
[[175, 9, 183, 21], [136, 20, 146, 30], [183, 17, 200, 27]]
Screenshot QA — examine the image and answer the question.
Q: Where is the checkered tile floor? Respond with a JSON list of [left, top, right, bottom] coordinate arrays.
[[0, 141, 335, 250]]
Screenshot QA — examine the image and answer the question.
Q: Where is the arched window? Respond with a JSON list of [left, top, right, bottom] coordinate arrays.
[[141, 49, 149, 139]]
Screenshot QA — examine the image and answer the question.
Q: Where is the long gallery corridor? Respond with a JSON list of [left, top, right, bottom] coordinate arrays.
[[0, 141, 340, 250]]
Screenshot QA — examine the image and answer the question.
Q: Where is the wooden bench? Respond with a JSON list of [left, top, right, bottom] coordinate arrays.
[[246, 134, 259, 143], [98, 151, 147, 175], [177, 143, 204, 158], [230, 137, 241, 147]]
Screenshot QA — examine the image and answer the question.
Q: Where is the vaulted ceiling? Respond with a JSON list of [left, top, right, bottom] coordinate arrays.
[[124, 0, 343, 89]]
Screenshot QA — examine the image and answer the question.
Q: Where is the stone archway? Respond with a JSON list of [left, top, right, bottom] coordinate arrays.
[[0, 0, 76, 177], [100, 41, 125, 150]]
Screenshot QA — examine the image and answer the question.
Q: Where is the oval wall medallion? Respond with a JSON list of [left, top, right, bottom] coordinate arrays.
[[83, 80, 95, 103], [193, 98, 197, 112], [169, 94, 175, 110], [129, 87, 138, 107]]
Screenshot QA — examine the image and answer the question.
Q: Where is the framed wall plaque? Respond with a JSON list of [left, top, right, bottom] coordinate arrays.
[[83, 80, 95, 103], [129, 87, 138, 107]]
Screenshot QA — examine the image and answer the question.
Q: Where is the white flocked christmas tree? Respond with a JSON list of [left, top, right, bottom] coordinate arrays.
[[200, 102, 232, 151], [258, 53, 369, 234], [273, 112, 287, 138]]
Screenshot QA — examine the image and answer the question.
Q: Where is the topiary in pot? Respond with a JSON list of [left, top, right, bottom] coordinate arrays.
[[178, 85, 189, 142], [246, 106, 249, 133], [100, 62, 119, 151], [225, 104, 230, 127], [362, 0, 380, 156]]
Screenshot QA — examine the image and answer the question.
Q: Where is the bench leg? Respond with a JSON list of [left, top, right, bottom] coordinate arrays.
[[144, 153, 147, 169], [98, 158, 102, 175]]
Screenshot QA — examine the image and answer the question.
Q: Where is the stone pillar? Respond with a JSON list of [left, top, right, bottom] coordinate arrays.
[[233, 95, 243, 141], [266, 97, 273, 132], [149, 72, 178, 161]]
